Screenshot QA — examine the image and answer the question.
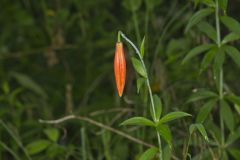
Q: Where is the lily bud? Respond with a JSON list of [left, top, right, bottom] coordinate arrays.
[[114, 42, 126, 97]]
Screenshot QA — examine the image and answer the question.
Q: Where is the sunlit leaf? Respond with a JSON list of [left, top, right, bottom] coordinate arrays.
[[189, 123, 209, 141], [163, 145, 172, 160], [139, 147, 158, 160], [140, 36, 145, 58], [156, 124, 172, 148], [120, 117, 155, 127], [131, 57, 147, 78], [159, 112, 191, 124], [26, 140, 51, 155], [44, 128, 59, 142]]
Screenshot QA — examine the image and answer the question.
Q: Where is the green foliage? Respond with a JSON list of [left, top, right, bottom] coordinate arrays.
[[196, 99, 216, 123], [0, 0, 240, 159], [120, 117, 155, 126], [189, 123, 209, 141], [26, 140, 51, 155], [187, 89, 218, 102], [185, 8, 214, 32], [131, 57, 147, 78], [139, 147, 158, 160], [158, 112, 191, 124], [156, 124, 172, 147], [153, 95, 162, 120], [44, 128, 60, 142], [182, 44, 215, 64], [137, 77, 146, 93], [221, 16, 240, 35], [140, 36, 145, 58]]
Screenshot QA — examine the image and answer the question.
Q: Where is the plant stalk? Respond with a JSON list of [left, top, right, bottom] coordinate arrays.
[[119, 31, 163, 160], [215, 0, 224, 156]]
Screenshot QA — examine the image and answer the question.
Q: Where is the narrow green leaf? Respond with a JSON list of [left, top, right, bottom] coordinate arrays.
[[220, 100, 235, 132], [156, 124, 172, 148], [226, 127, 240, 146], [153, 95, 162, 120], [212, 50, 225, 93], [224, 45, 240, 68], [185, 8, 214, 32], [188, 89, 218, 103], [26, 140, 51, 155], [213, 49, 225, 73], [0, 141, 21, 160], [229, 149, 240, 159], [137, 78, 146, 93], [163, 145, 172, 160], [122, 0, 142, 12], [120, 117, 155, 127], [131, 57, 147, 78], [196, 99, 216, 123], [44, 128, 59, 142], [202, 0, 215, 7], [194, 0, 215, 8], [145, 0, 162, 10], [197, 21, 217, 42], [222, 33, 240, 44], [139, 147, 158, 160], [159, 112, 191, 124], [140, 36, 145, 58], [182, 44, 214, 64], [189, 123, 209, 141], [11, 72, 47, 99], [221, 16, 240, 35], [226, 94, 240, 114], [200, 48, 217, 72], [219, 0, 228, 11], [2, 82, 10, 94]]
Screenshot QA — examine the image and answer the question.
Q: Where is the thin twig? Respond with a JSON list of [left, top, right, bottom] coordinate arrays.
[[39, 115, 155, 148]]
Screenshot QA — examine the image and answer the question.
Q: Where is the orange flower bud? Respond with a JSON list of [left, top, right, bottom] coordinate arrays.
[[114, 42, 126, 97]]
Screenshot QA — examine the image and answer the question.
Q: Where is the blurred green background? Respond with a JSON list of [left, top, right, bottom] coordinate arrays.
[[0, 0, 240, 159]]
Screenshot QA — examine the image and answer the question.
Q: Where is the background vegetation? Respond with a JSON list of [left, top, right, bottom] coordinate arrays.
[[0, 0, 240, 159]]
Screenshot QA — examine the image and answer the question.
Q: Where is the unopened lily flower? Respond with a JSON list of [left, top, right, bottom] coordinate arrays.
[[114, 37, 126, 97]]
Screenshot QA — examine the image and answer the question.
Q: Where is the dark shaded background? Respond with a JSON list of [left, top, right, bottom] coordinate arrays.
[[0, 0, 239, 159]]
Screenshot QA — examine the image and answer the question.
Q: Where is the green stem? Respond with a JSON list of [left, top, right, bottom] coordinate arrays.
[[184, 134, 191, 160], [215, 0, 221, 48], [117, 31, 121, 43], [215, 0, 224, 156], [81, 128, 87, 160], [120, 31, 163, 160]]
